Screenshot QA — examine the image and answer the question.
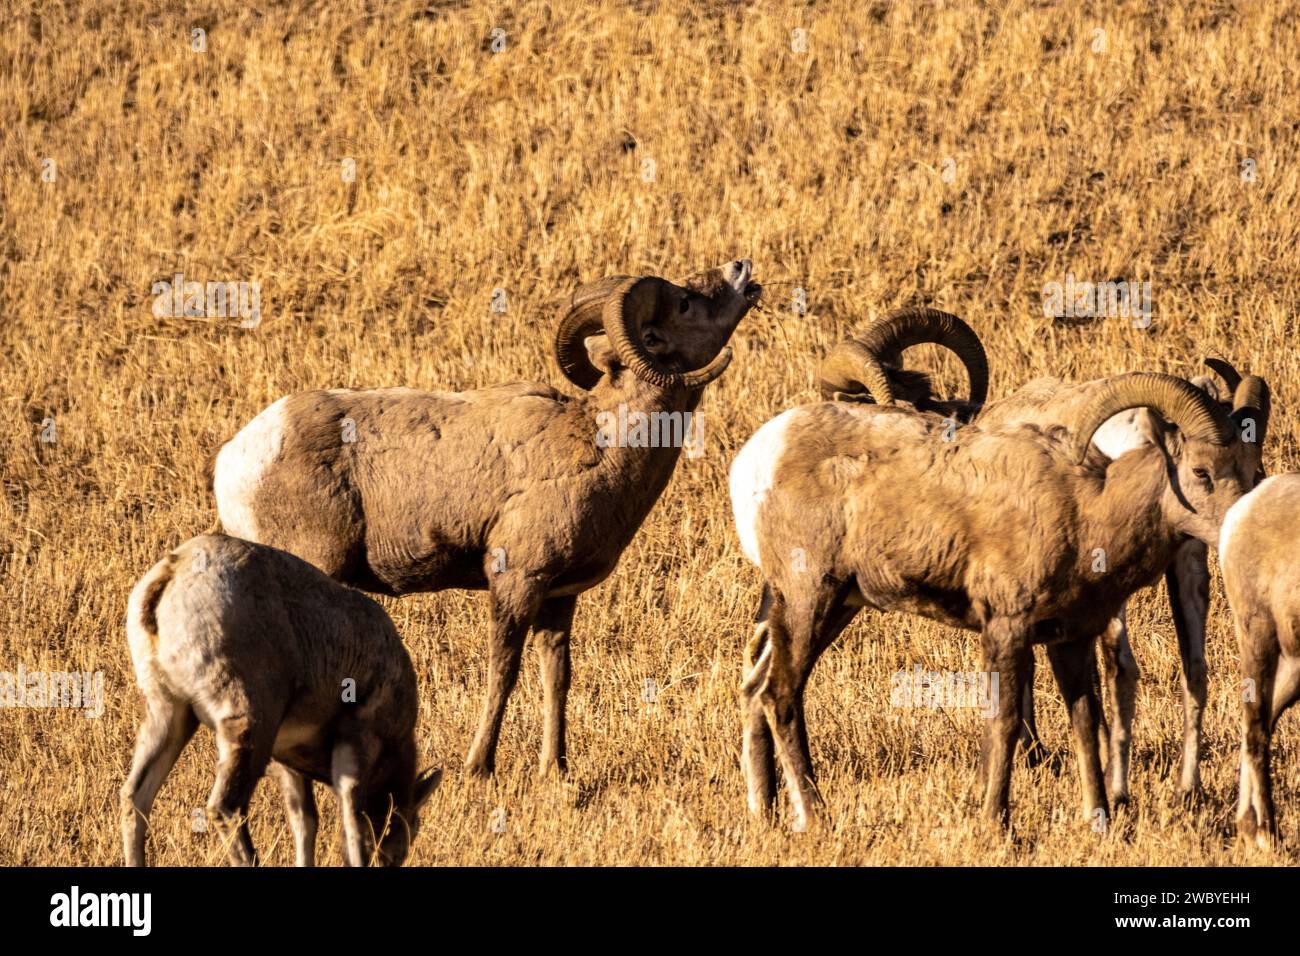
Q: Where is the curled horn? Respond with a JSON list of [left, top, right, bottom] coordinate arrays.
[[1203, 357, 1243, 394], [1231, 374, 1270, 448], [1073, 373, 1235, 463], [554, 275, 632, 389], [817, 307, 988, 406], [602, 277, 732, 390], [816, 339, 896, 404]]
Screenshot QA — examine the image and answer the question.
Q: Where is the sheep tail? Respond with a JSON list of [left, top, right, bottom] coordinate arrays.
[[127, 552, 177, 650]]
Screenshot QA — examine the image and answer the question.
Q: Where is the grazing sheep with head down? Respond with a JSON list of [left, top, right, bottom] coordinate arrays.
[[731, 371, 1265, 828], [121, 534, 441, 867], [212, 261, 760, 778]]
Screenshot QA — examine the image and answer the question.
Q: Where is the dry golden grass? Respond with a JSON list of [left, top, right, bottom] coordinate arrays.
[[2, 0, 1299, 866]]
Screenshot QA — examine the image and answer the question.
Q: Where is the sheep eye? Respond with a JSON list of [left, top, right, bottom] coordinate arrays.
[[678, 297, 691, 314], [1193, 467, 1211, 483]]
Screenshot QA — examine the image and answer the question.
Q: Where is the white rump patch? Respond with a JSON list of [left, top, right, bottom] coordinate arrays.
[[729, 409, 801, 567], [213, 397, 289, 541], [1219, 475, 1280, 557]]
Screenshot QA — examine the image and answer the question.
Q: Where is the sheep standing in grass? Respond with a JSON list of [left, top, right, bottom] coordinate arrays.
[[973, 362, 1266, 797], [212, 261, 760, 778], [121, 534, 441, 867], [741, 306, 988, 778], [1220, 474, 1300, 846], [731, 373, 1264, 828], [808, 317, 1267, 800]]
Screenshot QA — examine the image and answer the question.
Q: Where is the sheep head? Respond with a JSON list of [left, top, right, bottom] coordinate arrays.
[[371, 765, 442, 866], [554, 259, 760, 390], [1199, 357, 1271, 484], [1073, 372, 1269, 545], [816, 307, 989, 412]]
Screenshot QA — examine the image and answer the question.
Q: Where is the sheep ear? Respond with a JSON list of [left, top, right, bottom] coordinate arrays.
[[1158, 424, 1182, 458], [414, 768, 442, 808], [584, 334, 622, 377]]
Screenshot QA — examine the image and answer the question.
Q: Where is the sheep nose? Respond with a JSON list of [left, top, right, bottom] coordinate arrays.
[[723, 258, 752, 290]]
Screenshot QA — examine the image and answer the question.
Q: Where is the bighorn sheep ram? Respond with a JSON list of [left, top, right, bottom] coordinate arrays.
[[973, 359, 1265, 800], [731, 372, 1265, 827], [212, 260, 760, 778], [1220, 474, 1300, 847], [810, 311, 1267, 801], [121, 534, 441, 867]]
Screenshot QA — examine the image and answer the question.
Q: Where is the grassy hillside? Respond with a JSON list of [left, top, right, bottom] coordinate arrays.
[[1, 0, 1297, 864]]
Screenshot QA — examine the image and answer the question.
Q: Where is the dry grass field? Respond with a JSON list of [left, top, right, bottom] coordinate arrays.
[[2, 0, 1299, 866]]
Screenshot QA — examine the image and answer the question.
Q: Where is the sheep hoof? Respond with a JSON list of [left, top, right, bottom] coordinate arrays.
[[536, 761, 568, 781]]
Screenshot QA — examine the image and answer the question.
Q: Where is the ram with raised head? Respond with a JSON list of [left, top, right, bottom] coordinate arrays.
[[212, 261, 761, 778]]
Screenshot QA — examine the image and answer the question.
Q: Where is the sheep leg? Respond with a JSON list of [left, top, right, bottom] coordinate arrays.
[[742, 644, 777, 816], [748, 587, 857, 816], [1239, 645, 1300, 849], [206, 718, 272, 866], [1016, 653, 1046, 767], [760, 600, 818, 829], [1091, 648, 1109, 760], [1046, 639, 1109, 826], [533, 594, 577, 777], [1167, 542, 1209, 796], [120, 697, 198, 866], [1097, 609, 1137, 805], [466, 579, 542, 778], [978, 622, 1032, 824], [760, 585, 856, 830], [269, 761, 318, 867], [333, 736, 377, 867], [742, 585, 777, 816], [1237, 617, 1279, 848]]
